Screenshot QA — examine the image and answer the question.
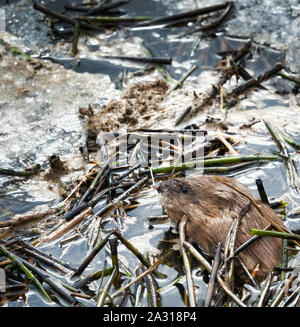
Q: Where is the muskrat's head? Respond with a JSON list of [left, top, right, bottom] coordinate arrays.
[[157, 178, 198, 224]]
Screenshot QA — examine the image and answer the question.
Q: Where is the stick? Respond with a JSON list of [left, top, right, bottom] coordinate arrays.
[[179, 216, 196, 307], [102, 55, 172, 65], [228, 63, 284, 98], [110, 255, 165, 298], [175, 41, 251, 125], [183, 241, 246, 307], [33, 3, 102, 31], [137, 2, 231, 26], [167, 64, 198, 95], [140, 155, 279, 175], [204, 242, 222, 307], [43, 207, 93, 243], [250, 229, 300, 241], [86, 0, 131, 16]]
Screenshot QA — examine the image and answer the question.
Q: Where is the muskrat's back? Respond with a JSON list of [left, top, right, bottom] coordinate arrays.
[[157, 175, 284, 283]]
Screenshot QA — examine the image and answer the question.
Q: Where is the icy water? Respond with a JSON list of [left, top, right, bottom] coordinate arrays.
[[0, 0, 299, 307]]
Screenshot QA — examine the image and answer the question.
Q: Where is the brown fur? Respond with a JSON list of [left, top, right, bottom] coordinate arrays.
[[157, 175, 284, 283]]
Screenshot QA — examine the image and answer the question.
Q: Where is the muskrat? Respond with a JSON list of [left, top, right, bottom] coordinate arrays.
[[157, 175, 285, 283]]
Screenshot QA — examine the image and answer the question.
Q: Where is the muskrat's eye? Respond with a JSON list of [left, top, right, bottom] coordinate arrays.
[[181, 186, 188, 194]]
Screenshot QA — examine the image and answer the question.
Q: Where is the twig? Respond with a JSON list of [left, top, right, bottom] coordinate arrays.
[[140, 155, 279, 175], [183, 241, 246, 307], [204, 242, 222, 307], [110, 255, 165, 299], [96, 268, 116, 307], [102, 55, 172, 65], [0, 165, 41, 177], [0, 245, 52, 303], [227, 63, 284, 98], [179, 216, 196, 307], [175, 41, 251, 125], [109, 237, 121, 289], [280, 131, 300, 150], [215, 132, 239, 156], [250, 228, 300, 241], [167, 64, 198, 95], [137, 2, 231, 26], [71, 20, 80, 56], [183, 1, 233, 36], [94, 176, 148, 217], [257, 272, 273, 307], [277, 71, 300, 87], [40, 207, 93, 244], [113, 231, 165, 278], [255, 178, 270, 204], [72, 231, 114, 277], [264, 120, 300, 192], [78, 163, 110, 206], [33, 3, 102, 31], [86, 0, 131, 16]]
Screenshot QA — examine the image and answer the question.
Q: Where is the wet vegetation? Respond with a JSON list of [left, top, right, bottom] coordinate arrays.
[[0, 0, 300, 307]]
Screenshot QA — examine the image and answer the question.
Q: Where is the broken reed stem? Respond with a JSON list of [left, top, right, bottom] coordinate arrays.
[[264, 120, 300, 192], [0, 166, 40, 177], [280, 132, 300, 150], [257, 272, 273, 307], [18, 257, 77, 303], [96, 267, 116, 307], [0, 209, 56, 229], [17, 247, 71, 275], [215, 133, 239, 156], [255, 178, 270, 204], [204, 242, 222, 307], [63, 184, 121, 221], [281, 239, 289, 280], [109, 237, 121, 289], [22, 241, 76, 272], [140, 155, 279, 175], [78, 163, 109, 206], [33, 3, 102, 31], [0, 245, 52, 303], [103, 55, 172, 65], [179, 216, 196, 307], [183, 241, 246, 307], [167, 64, 198, 95], [228, 63, 284, 98], [111, 255, 165, 299], [175, 41, 251, 125], [71, 20, 80, 56], [72, 232, 114, 277], [143, 267, 159, 307], [114, 232, 165, 279], [94, 176, 149, 217], [234, 224, 272, 257], [73, 267, 114, 288], [86, 0, 131, 16], [270, 274, 294, 307], [0, 209, 57, 240], [223, 202, 250, 289], [277, 71, 300, 87], [80, 15, 153, 23], [138, 2, 231, 26], [41, 207, 93, 244], [185, 1, 233, 35], [250, 229, 300, 241]]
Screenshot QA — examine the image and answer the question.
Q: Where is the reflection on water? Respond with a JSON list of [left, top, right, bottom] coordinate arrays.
[[0, 0, 299, 307]]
